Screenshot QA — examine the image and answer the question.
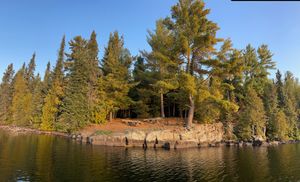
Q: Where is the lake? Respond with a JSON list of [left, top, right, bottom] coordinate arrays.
[[1, 129, 300, 182]]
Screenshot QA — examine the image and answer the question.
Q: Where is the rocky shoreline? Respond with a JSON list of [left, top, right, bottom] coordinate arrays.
[[0, 125, 68, 137], [0, 124, 298, 149]]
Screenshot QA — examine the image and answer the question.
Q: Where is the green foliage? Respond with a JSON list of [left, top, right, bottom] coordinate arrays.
[[60, 36, 91, 131], [100, 31, 133, 121], [10, 69, 33, 126], [237, 87, 267, 141], [41, 36, 65, 131], [0, 64, 14, 124]]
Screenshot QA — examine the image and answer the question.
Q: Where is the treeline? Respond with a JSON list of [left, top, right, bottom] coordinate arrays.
[[0, 0, 299, 141]]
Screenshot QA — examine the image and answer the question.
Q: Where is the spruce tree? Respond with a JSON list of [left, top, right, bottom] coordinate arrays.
[[25, 53, 37, 92], [238, 87, 267, 140], [42, 61, 52, 96], [86, 31, 102, 123], [276, 70, 285, 107], [41, 36, 65, 130], [10, 67, 33, 126], [129, 56, 152, 118], [0, 64, 14, 124], [100, 31, 133, 122], [283, 72, 299, 139], [31, 74, 43, 126], [263, 81, 289, 140], [60, 36, 90, 131]]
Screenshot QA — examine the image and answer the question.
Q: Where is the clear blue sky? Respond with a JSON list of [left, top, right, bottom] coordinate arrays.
[[1, 0, 300, 78]]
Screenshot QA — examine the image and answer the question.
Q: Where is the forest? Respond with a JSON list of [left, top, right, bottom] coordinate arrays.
[[0, 0, 299, 141]]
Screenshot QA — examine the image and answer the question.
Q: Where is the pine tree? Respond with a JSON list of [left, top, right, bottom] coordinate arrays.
[[163, 0, 219, 127], [0, 64, 14, 124], [147, 20, 179, 118]]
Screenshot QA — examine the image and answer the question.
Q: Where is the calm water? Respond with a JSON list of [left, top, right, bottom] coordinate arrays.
[[1, 130, 300, 182]]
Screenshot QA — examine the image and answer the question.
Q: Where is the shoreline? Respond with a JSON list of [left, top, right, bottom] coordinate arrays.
[[1, 124, 298, 149], [0, 125, 69, 138]]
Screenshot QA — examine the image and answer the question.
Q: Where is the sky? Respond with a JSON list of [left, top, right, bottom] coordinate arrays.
[[1, 0, 300, 78]]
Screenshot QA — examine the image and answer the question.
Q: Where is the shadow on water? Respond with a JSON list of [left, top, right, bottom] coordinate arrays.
[[1, 129, 300, 181]]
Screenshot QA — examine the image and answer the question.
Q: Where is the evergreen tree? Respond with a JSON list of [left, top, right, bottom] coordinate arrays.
[[41, 36, 65, 130], [147, 20, 179, 118], [10, 67, 32, 126], [31, 74, 43, 126], [0, 64, 14, 124], [283, 72, 299, 139], [42, 61, 52, 96], [100, 31, 133, 122], [129, 56, 152, 118], [60, 36, 90, 131], [263, 81, 289, 140], [238, 87, 267, 140], [86, 31, 102, 123], [25, 53, 37, 92], [163, 0, 219, 127], [276, 70, 285, 107]]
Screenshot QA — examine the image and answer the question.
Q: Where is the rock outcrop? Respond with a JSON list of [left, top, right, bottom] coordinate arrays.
[[87, 122, 224, 149]]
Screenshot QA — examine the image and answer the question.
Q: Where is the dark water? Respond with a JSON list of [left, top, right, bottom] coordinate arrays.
[[1, 130, 300, 182]]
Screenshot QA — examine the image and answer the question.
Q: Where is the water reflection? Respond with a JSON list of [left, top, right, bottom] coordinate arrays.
[[1, 130, 300, 181]]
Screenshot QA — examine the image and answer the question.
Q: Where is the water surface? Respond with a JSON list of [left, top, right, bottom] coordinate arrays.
[[1, 129, 300, 182]]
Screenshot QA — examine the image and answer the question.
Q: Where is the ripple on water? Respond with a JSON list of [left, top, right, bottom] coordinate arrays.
[[2, 130, 300, 181]]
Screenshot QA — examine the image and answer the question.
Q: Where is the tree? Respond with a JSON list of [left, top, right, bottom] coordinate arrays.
[[263, 81, 288, 140], [31, 74, 43, 127], [0, 64, 14, 124], [238, 87, 267, 141], [86, 31, 102, 123], [10, 67, 32, 126], [42, 61, 52, 96], [147, 20, 179, 118], [25, 53, 37, 92], [243, 44, 275, 95], [60, 36, 90, 131], [129, 56, 153, 118], [283, 72, 299, 139], [41, 36, 65, 130], [276, 70, 285, 107], [163, 0, 220, 127], [100, 31, 133, 122]]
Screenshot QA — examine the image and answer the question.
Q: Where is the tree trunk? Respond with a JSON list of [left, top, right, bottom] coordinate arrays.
[[173, 103, 176, 117], [109, 111, 113, 122], [168, 101, 171, 117], [186, 48, 191, 73], [186, 94, 194, 128], [160, 92, 165, 118], [179, 108, 183, 118]]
